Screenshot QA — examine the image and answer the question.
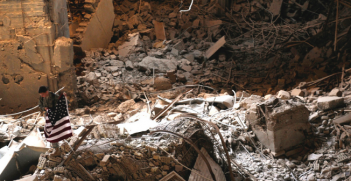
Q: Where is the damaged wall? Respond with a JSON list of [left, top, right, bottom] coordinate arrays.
[[0, 0, 76, 114], [69, 0, 115, 51]]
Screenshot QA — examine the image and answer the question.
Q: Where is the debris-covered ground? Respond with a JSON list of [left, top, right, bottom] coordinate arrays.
[[3, 75, 351, 181], [1, 0, 351, 181]]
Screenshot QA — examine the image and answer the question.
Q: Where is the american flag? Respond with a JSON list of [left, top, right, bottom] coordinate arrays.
[[44, 94, 73, 143]]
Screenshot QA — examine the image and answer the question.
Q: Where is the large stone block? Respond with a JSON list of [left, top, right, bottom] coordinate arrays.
[[247, 98, 310, 152], [138, 56, 178, 73], [317, 97, 344, 110]]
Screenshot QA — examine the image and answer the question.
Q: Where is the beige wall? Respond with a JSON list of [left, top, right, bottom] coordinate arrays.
[[0, 0, 76, 114]]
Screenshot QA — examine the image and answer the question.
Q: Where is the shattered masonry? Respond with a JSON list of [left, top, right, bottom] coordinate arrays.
[[1, 0, 351, 181]]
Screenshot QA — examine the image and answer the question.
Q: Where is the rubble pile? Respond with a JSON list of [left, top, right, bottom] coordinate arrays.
[[21, 116, 217, 181], [70, 0, 351, 97], [76, 42, 237, 105], [4, 74, 351, 181], [2, 0, 351, 181]]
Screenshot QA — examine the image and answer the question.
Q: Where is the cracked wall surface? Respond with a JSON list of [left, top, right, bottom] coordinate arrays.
[[69, 0, 115, 51], [0, 0, 76, 114]]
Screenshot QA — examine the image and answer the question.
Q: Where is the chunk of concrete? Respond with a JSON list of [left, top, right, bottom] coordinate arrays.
[[125, 60, 134, 70], [240, 95, 265, 109], [110, 60, 124, 67], [118, 33, 142, 58], [277, 90, 291, 100], [317, 97, 344, 110], [333, 114, 351, 124], [116, 99, 135, 113], [329, 88, 342, 97], [247, 99, 310, 152], [188, 148, 226, 181], [269, 0, 283, 16], [291, 89, 304, 97], [86, 72, 97, 83], [138, 56, 178, 73]]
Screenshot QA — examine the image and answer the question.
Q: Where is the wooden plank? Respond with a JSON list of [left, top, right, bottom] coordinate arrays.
[[153, 20, 166, 40], [205, 36, 226, 59]]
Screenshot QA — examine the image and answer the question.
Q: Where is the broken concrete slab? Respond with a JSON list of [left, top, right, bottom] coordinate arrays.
[[277, 90, 291, 100], [118, 116, 159, 135], [138, 56, 178, 73], [317, 97, 344, 111], [160, 171, 185, 181], [205, 95, 235, 109], [109, 60, 124, 67], [116, 99, 135, 113], [308, 153, 323, 161], [333, 114, 351, 124], [205, 36, 225, 59], [0, 129, 48, 181], [125, 60, 134, 70], [329, 88, 342, 97], [80, 0, 114, 50], [291, 89, 305, 97], [248, 98, 310, 152], [171, 41, 186, 56], [269, 0, 283, 16], [188, 147, 226, 181], [118, 33, 142, 58], [240, 95, 265, 109]]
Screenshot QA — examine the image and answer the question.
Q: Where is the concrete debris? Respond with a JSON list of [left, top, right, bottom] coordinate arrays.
[[118, 33, 143, 58], [269, 0, 283, 16], [247, 97, 310, 152], [159, 171, 185, 181], [317, 97, 344, 110], [138, 56, 178, 73], [189, 148, 226, 181], [3, 0, 351, 181]]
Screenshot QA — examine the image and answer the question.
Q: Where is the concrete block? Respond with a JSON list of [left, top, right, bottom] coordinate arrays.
[[317, 97, 344, 110], [291, 89, 304, 97], [118, 33, 142, 58], [333, 113, 351, 124], [277, 90, 290, 100], [247, 99, 310, 152], [100, 155, 110, 166], [138, 56, 178, 73], [329, 88, 342, 97]]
